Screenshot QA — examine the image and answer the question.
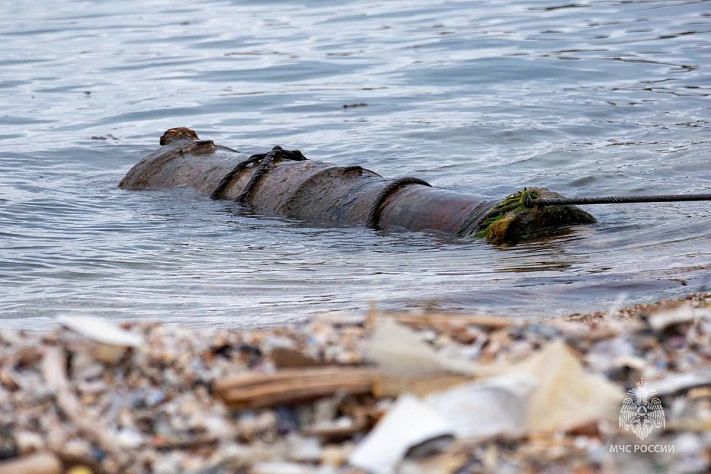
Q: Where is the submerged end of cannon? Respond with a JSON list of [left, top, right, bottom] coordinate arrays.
[[473, 188, 596, 245]]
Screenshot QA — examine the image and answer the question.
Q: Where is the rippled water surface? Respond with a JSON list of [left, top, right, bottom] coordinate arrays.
[[1, 0, 710, 328]]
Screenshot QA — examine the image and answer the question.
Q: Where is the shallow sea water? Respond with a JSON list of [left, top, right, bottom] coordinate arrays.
[[1, 0, 710, 328]]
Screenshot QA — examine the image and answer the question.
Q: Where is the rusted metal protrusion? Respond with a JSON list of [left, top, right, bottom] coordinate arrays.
[[159, 127, 200, 146], [120, 128, 596, 243]]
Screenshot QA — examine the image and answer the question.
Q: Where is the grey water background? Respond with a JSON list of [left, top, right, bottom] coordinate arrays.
[[1, 0, 710, 328]]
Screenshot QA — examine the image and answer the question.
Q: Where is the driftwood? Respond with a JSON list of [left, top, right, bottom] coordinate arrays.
[[389, 313, 518, 330], [213, 365, 480, 409], [214, 367, 375, 409], [372, 373, 472, 398], [41, 347, 130, 467]]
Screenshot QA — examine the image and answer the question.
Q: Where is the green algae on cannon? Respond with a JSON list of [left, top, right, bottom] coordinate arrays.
[[119, 127, 596, 244], [470, 188, 596, 244]]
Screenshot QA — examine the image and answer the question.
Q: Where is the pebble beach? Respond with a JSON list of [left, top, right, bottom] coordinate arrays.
[[1, 293, 710, 474]]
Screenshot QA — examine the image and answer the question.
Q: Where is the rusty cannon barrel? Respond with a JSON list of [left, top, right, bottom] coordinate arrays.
[[119, 127, 596, 244]]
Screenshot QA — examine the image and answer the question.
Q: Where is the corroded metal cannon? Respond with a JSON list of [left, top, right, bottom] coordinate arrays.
[[119, 128, 596, 244]]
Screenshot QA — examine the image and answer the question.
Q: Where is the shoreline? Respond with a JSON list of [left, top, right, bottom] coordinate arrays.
[[1, 292, 710, 473]]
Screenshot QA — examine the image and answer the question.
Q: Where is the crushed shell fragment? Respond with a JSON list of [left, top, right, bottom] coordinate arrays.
[[57, 315, 143, 347]]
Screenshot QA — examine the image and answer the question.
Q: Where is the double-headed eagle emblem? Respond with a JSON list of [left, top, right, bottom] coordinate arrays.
[[619, 379, 665, 440]]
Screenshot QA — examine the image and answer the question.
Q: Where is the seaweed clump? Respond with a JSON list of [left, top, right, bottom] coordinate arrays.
[[474, 187, 596, 245]]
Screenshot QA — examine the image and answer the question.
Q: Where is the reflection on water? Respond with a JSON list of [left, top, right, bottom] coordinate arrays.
[[0, 0, 709, 328]]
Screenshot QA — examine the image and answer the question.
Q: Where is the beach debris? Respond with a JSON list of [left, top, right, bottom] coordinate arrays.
[[351, 338, 622, 472], [0, 293, 710, 473], [651, 371, 711, 397], [372, 372, 472, 398], [57, 315, 143, 347], [348, 394, 454, 474], [66, 467, 94, 474], [366, 318, 476, 376], [506, 339, 624, 432], [389, 312, 518, 330], [57, 315, 143, 363], [425, 375, 536, 438], [41, 347, 130, 467], [214, 367, 374, 409], [647, 303, 711, 332], [0, 451, 62, 474]]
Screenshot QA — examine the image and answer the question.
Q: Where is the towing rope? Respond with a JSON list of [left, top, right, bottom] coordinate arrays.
[[210, 146, 306, 201], [524, 192, 711, 208], [210, 154, 264, 200], [366, 177, 432, 230]]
